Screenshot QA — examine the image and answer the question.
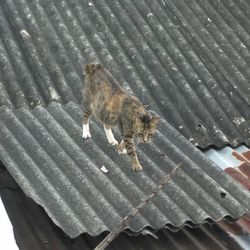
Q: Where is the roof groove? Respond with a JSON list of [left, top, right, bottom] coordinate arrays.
[[3, 0, 55, 105], [16, 0, 78, 104], [226, 0, 250, 35], [0, 108, 97, 233], [194, 0, 250, 76], [186, 0, 248, 80], [210, 0, 250, 52], [0, 80, 12, 108], [0, 39, 27, 108], [28, 0, 84, 102], [175, 0, 248, 89], [0, 6, 42, 108], [41, 0, 89, 70], [0, 117, 87, 235]]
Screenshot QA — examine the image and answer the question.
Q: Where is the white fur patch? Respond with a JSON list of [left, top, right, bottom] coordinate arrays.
[[118, 148, 127, 154], [82, 124, 91, 138], [104, 127, 118, 145]]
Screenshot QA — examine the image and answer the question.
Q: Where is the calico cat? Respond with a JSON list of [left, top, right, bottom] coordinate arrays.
[[82, 63, 160, 171]]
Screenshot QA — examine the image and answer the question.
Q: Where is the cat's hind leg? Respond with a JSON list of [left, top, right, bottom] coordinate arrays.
[[104, 124, 118, 145], [82, 95, 92, 139]]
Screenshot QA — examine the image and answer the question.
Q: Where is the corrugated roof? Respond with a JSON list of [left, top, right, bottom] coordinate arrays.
[[0, 0, 250, 147], [0, 175, 245, 250], [0, 102, 249, 237], [205, 145, 250, 170], [205, 145, 250, 249]]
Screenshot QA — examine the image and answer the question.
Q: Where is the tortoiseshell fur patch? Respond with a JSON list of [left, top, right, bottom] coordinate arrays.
[[82, 63, 160, 171]]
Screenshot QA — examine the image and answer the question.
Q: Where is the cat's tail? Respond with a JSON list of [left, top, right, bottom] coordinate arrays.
[[84, 63, 101, 75]]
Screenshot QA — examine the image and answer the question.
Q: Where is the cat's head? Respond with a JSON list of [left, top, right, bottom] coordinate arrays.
[[134, 112, 160, 143]]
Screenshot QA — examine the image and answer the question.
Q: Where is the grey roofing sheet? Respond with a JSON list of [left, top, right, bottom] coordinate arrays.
[[0, 102, 249, 237], [0, 188, 244, 250], [0, 0, 250, 148]]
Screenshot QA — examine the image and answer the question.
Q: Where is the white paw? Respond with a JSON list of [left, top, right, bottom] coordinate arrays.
[[118, 148, 127, 154], [109, 139, 118, 145], [82, 125, 91, 139], [82, 130, 91, 138]]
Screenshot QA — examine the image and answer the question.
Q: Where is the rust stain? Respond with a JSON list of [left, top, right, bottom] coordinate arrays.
[[232, 151, 250, 165], [221, 163, 250, 236], [242, 150, 250, 161]]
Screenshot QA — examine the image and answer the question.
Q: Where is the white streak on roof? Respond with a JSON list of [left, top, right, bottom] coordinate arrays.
[[0, 199, 19, 250]]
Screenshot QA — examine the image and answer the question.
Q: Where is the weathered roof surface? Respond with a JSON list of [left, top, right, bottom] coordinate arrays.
[[205, 145, 250, 247], [0, 102, 249, 237], [205, 145, 250, 170], [0, 0, 250, 148], [0, 165, 246, 250]]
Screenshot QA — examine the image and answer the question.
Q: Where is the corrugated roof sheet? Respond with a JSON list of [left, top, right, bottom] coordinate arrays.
[[205, 145, 250, 249], [0, 102, 249, 237], [0, 166, 245, 250], [0, 0, 250, 147], [0, 189, 244, 250], [205, 145, 250, 170]]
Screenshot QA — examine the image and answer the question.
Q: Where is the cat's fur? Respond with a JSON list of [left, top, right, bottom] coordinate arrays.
[[82, 63, 160, 171]]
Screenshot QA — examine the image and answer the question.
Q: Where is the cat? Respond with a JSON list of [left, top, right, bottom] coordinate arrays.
[[82, 63, 160, 171]]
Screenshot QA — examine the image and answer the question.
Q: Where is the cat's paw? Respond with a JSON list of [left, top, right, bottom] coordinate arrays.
[[132, 163, 143, 171], [109, 139, 118, 146], [118, 148, 127, 154], [82, 125, 91, 139], [118, 141, 127, 154], [82, 130, 91, 139]]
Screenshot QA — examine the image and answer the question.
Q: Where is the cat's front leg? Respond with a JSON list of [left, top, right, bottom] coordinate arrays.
[[123, 135, 143, 171], [104, 124, 118, 145], [82, 121, 91, 138]]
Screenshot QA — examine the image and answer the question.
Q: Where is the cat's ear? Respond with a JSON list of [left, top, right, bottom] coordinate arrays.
[[139, 114, 150, 124], [85, 63, 101, 74], [150, 116, 160, 126]]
